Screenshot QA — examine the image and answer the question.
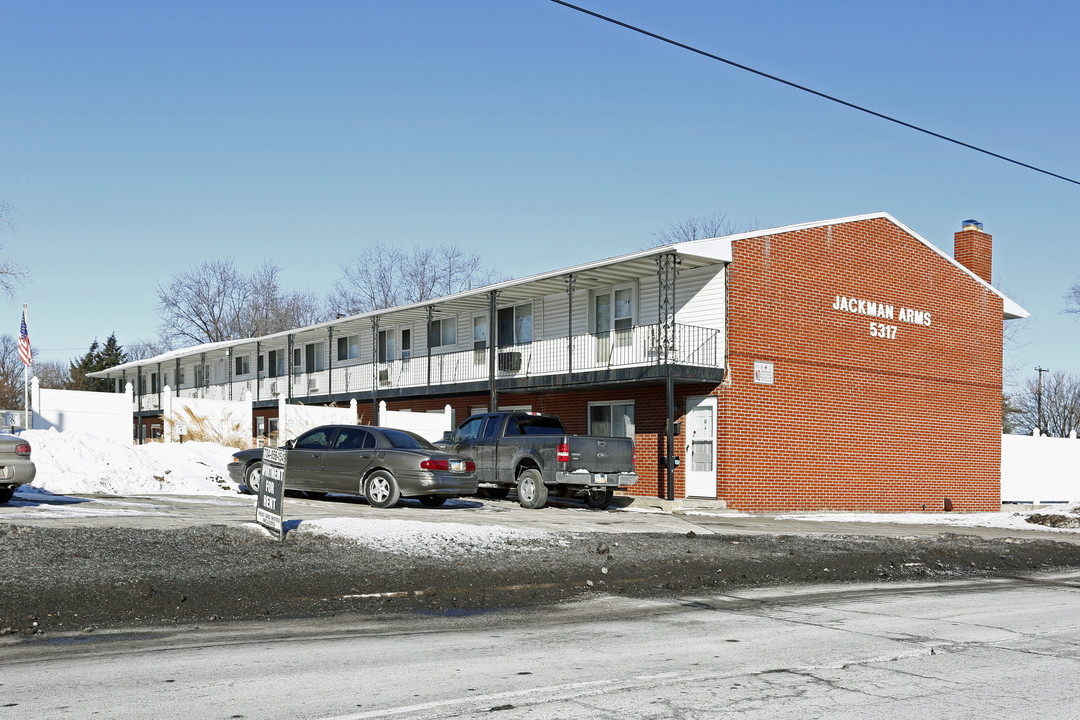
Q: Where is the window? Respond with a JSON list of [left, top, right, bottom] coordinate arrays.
[[401, 329, 411, 360], [150, 372, 160, 394], [194, 364, 209, 387], [588, 402, 636, 438], [378, 330, 395, 363], [332, 427, 375, 450], [428, 317, 457, 348], [453, 415, 486, 442], [336, 334, 360, 361], [295, 428, 333, 450], [497, 303, 532, 347], [235, 355, 250, 376], [381, 428, 436, 450], [267, 350, 284, 378], [305, 342, 325, 372], [257, 355, 264, 376], [595, 285, 635, 332], [293, 347, 302, 375]]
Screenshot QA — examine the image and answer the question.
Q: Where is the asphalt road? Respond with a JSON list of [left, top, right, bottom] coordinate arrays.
[[4, 575, 1080, 719]]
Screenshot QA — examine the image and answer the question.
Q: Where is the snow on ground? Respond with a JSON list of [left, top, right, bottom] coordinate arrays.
[[10, 429, 1080, 537], [20, 428, 239, 496], [291, 517, 565, 557]]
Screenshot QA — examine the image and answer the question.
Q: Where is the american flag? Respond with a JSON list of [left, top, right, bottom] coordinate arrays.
[[18, 306, 32, 366]]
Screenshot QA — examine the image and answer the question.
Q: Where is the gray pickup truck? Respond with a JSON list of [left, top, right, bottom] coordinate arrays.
[[439, 411, 637, 509]]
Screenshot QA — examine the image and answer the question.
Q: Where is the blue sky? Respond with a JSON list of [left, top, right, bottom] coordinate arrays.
[[3, 0, 1078, 389]]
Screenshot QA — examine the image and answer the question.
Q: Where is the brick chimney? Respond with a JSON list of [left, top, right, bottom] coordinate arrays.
[[954, 219, 992, 283]]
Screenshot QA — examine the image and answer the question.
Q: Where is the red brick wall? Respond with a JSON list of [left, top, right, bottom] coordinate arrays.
[[717, 217, 1003, 511]]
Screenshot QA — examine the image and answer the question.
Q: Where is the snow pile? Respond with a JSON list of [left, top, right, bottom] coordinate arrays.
[[294, 517, 562, 557], [21, 428, 239, 496], [772, 506, 1080, 533]]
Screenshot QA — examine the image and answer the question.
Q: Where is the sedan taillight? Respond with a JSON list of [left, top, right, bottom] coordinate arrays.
[[15, 443, 30, 458], [421, 459, 450, 471], [465, 460, 475, 472], [557, 442, 569, 463]]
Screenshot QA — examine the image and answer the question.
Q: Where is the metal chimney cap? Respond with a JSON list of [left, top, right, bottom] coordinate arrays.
[[962, 219, 984, 231]]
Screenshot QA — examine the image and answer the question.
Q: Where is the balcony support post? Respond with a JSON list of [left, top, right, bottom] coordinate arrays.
[[371, 316, 380, 425], [426, 305, 434, 392], [565, 274, 576, 374], [488, 290, 498, 412]]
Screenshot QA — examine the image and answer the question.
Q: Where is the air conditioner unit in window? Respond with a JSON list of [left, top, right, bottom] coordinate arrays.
[[497, 351, 522, 373], [270, 381, 279, 395], [307, 377, 319, 393], [378, 369, 391, 386]]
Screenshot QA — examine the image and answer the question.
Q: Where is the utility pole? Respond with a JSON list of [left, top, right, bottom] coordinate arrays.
[[1035, 366, 1050, 436]]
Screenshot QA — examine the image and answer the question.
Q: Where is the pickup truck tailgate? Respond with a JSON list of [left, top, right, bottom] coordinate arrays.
[[565, 435, 633, 473]]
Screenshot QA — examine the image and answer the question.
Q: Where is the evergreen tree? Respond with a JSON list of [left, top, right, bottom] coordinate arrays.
[[67, 334, 127, 392]]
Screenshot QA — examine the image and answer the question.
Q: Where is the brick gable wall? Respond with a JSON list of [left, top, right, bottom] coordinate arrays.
[[717, 217, 1003, 511]]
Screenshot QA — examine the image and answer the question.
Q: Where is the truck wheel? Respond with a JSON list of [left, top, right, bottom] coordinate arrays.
[[0, 487, 13, 504], [365, 470, 401, 509], [516, 469, 548, 509], [484, 487, 510, 500], [244, 462, 263, 495], [585, 488, 614, 510]]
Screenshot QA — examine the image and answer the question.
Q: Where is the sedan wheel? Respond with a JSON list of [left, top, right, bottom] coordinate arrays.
[[516, 469, 548, 509], [0, 487, 13, 504], [365, 471, 400, 509], [244, 462, 263, 495]]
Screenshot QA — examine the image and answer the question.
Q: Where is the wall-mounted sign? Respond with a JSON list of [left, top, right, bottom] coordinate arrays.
[[257, 446, 288, 541], [754, 361, 774, 385], [831, 295, 932, 341]]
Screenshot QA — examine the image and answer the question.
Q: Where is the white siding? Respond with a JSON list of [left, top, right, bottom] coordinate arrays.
[[543, 292, 569, 339], [674, 265, 725, 330]]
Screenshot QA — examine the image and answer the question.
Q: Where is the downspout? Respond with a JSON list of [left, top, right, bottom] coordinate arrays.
[[156, 361, 162, 409]]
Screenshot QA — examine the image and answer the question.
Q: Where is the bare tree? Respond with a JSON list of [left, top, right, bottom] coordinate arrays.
[[648, 212, 764, 249], [0, 335, 30, 408], [32, 359, 69, 389], [1065, 276, 1080, 316], [0, 197, 28, 299], [156, 259, 329, 345], [1010, 370, 1080, 437], [330, 243, 501, 314]]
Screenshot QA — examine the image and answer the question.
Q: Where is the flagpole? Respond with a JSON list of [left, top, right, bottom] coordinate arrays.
[[21, 303, 29, 431]]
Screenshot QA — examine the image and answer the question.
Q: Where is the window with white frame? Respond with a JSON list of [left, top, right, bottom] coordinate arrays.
[[588, 401, 635, 438], [497, 303, 532, 347], [594, 284, 635, 332], [305, 341, 325, 372], [235, 354, 250, 376], [194, 363, 210, 387], [337, 334, 360, 361], [267, 350, 285, 378], [401, 329, 412, 360], [428, 316, 457, 349], [378, 329, 396, 363]]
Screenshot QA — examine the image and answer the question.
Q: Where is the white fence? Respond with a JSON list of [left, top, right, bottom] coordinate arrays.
[[278, 397, 358, 442], [30, 377, 133, 444], [1001, 432, 1080, 504], [378, 402, 454, 443], [162, 391, 253, 446]]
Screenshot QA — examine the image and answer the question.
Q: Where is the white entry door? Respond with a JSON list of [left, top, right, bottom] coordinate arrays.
[[685, 396, 717, 498]]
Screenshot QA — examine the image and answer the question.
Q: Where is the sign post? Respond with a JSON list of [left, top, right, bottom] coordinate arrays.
[[256, 447, 288, 541]]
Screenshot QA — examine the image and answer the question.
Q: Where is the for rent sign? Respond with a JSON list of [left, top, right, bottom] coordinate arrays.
[[257, 446, 288, 540]]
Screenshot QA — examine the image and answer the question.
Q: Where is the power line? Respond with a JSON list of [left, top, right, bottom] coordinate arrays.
[[549, 0, 1080, 187]]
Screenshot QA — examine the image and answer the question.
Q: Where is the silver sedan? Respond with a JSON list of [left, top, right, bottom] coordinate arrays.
[[0, 433, 36, 504], [228, 425, 478, 508]]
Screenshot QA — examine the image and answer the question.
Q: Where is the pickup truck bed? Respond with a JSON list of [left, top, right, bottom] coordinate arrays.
[[439, 411, 637, 509]]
